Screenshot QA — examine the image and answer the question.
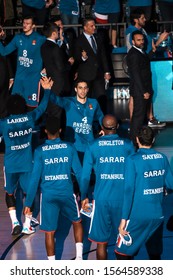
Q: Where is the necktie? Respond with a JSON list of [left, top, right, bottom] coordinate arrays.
[[90, 35, 97, 53]]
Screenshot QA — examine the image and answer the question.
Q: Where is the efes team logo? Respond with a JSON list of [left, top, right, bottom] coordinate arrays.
[[88, 104, 93, 110], [32, 40, 36, 45]]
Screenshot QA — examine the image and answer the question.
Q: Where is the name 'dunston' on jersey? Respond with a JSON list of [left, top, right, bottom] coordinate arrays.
[[8, 128, 32, 138]]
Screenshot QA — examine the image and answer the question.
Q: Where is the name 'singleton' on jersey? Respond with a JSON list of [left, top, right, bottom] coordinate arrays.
[[99, 140, 124, 146]]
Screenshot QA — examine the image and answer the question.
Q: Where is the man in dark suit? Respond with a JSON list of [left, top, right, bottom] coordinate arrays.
[[41, 22, 69, 120], [50, 15, 76, 96], [126, 30, 155, 147], [74, 17, 111, 114]]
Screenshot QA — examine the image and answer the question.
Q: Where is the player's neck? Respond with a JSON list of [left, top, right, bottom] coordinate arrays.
[[76, 96, 87, 104], [24, 30, 33, 36], [47, 134, 60, 140]]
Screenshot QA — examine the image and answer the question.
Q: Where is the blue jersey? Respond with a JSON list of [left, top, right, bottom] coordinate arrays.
[[24, 138, 82, 208], [22, 0, 46, 9], [127, 0, 152, 6], [126, 25, 152, 53], [0, 89, 50, 173], [59, 0, 79, 16], [81, 134, 135, 201], [94, 0, 120, 14], [50, 94, 104, 152], [122, 148, 173, 220], [0, 31, 46, 106]]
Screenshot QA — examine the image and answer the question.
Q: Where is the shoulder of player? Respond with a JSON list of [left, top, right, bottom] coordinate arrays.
[[87, 98, 98, 106]]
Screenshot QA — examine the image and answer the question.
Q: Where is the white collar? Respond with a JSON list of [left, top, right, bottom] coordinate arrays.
[[133, 45, 144, 53], [47, 38, 56, 44]]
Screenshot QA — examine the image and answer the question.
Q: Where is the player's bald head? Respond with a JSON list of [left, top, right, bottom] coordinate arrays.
[[102, 114, 118, 133]]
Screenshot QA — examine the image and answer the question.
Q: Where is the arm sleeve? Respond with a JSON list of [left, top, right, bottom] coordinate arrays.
[[127, 53, 147, 95], [126, 33, 132, 51], [52, 46, 68, 72], [0, 121, 4, 135], [164, 157, 173, 192], [71, 147, 82, 189], [94, 102, 104, 125], [122, 156, 136, 220], [31, 89, 50, 121], [49, 92, 66, 108], [24, 148, 42, 207], [80, 146, 94, 200], [0, 36, 17, 56]]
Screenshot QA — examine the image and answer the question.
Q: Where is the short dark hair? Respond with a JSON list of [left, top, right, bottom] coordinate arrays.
[[132, 30, 143, 40], [45, 116, 61, 135], [42, 22, 60, 38], [82, 17, 95, 28], [6, 94, 27, 115], [49, 15, 62, 23], [22, 15, 36, 25], [74, 79, 89, 88], [137, 126, 155, 146], [130, 8, 145, 25]]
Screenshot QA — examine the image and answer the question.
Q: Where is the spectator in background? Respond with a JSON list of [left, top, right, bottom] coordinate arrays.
[[0, 0, 15, 26], [157, 0, 173, 32], [94, 0, 121, 48], [126, 8, 169, 54], [127, 0, 153, 23], [59, 0, 80, 36], [21, 0, 53, 25]]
